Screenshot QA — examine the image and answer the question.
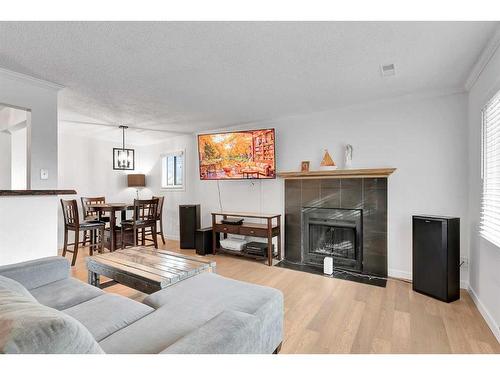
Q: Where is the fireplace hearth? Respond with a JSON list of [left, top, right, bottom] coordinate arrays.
[[302, 207, 362, 272]]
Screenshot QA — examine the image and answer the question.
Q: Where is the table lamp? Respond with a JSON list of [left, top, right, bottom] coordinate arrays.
[[127, 174, 146, 200]]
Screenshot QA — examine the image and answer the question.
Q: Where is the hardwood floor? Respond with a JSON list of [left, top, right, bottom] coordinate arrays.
[[66, 239, 500, 354]]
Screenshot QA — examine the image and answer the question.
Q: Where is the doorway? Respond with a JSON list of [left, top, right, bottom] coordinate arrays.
[[0, 104, 31, 189]]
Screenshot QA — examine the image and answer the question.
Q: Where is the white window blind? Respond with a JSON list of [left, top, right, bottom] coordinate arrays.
[[480, 90, 500, 248], [161, 150, 185, 190]]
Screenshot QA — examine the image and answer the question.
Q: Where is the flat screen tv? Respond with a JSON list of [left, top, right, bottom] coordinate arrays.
[[198, 129, 276, 180]]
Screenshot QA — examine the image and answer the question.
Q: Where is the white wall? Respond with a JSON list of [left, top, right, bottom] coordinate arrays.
[[0, 197, 59, 265], [467, 44, 500, 342], [10, 126, 28, 189], [0, 70, 59, 188], [123, 134, 198, 240], [144, 92, 470, 283], [57, 131, 154, 246], [0, 106, 28, 189], [58, 128, 236, 244], [0, 132, 11, 189], [0, 68, 61, 266]]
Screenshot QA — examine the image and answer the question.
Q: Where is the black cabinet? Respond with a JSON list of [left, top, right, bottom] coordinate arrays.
[[179, 205, 200, 249], [412, 215, 460, 302]]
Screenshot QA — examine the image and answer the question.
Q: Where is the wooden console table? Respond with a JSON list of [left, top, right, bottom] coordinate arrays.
[[211, 211, 281, 266]]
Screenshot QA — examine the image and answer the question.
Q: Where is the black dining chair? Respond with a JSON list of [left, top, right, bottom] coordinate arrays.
[[121, 198, 159, 249], [61, 199, 105, 266], [80, 196, 110, 246], [152, 195, 166, 245]]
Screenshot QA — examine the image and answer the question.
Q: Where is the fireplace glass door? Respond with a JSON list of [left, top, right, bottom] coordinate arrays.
[[302, 207, 362, 271], [308, 223, 356, 260]]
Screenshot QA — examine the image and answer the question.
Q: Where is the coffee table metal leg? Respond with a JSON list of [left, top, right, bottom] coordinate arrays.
[[88, 270, 100, 287]]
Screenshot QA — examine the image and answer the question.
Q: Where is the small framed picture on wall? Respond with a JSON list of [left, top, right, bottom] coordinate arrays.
[[301, 161, 310, 172]]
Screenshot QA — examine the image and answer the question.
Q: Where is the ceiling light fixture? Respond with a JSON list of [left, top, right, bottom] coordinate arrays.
[[113, 125, 135, 170]]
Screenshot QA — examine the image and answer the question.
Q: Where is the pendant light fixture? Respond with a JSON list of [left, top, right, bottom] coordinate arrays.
[[113, 125, 135, 170]]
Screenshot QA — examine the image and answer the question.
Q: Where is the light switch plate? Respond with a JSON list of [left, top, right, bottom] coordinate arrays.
[[40, 169, 49, 180]]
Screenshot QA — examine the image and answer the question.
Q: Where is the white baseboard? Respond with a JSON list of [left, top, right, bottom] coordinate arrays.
[[468, 285, 500, 343], [166, 234, 180, 241], [388, 268, 411, 281], [388, 268, 469, 290]]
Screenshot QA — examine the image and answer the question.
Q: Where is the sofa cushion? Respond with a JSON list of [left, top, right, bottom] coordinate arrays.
[[143, 273, 281, 313], [0, 275, 36, 302], [63, 294, 154, 341], [160, 310, 262, 354], [100, 273, 283, 354], [29, 277, 104, 310], [0, 256, 70, 290], [0, 287, 103, 354]]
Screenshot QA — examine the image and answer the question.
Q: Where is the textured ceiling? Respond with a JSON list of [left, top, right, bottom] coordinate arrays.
[[0, 21, 497, 141]]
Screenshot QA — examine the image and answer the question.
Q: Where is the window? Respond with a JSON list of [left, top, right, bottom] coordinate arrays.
[[161, 150, 184, 190], [480, 90, 500, 248]]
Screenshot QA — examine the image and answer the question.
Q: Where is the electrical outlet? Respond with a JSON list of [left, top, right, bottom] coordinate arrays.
[[40, 169, 49, 180]]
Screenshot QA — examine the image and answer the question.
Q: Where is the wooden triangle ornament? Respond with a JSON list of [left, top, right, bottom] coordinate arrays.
[[320, 149, 336, 167]]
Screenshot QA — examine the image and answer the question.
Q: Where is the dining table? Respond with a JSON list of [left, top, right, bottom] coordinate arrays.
[[87, 203, 134, 252]]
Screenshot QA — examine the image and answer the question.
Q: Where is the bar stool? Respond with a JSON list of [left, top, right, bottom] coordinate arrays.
[[81, 196, 110, 246], [61, 199, 105, 266], [152, 195, 166, 245], [121, 198, 159, 249]]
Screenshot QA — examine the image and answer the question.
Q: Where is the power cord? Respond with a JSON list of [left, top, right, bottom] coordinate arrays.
[[217, 180, 223, 212]]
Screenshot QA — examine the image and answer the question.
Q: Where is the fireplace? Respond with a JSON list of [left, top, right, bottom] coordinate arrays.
[[283, 178, 388, 277], [302, 207, 363, 271]]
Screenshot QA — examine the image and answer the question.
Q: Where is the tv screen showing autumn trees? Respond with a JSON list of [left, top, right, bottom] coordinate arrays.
[[198, 129, 276, 180]]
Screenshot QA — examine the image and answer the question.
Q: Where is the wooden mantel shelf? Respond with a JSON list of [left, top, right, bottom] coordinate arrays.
[[277, 168, 396, 179], [0, 190, 77, 197]]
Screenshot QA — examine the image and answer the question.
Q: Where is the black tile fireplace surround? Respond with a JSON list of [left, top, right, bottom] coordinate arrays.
[[284, 178, 388, 277]]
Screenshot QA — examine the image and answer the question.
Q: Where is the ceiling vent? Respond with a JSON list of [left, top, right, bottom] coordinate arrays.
[[380, 63, 396, 77]]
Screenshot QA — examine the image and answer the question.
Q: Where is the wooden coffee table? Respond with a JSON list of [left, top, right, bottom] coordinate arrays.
[[86, 247, 216, 294]]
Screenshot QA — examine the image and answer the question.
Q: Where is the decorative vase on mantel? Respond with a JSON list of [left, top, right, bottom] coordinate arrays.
[[319, 149, 337, 170], [344, 144, 353, 169]]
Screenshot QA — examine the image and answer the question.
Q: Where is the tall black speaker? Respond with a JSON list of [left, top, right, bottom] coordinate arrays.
[[179, 205, 200, 249], [412, 215, 460, 303]]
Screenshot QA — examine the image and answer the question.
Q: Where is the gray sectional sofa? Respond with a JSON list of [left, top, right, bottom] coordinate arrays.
[[0, 256, 284, 354]]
